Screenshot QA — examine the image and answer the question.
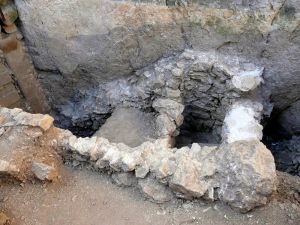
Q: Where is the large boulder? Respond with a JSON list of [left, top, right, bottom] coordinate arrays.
[[218, 141, 277, 212]]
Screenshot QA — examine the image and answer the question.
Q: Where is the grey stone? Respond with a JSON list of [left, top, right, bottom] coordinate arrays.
[[138, 177, 174, 203], [31, 162, 57, 181], [218, 141, 276, 212], [112, 172, 137, 187]]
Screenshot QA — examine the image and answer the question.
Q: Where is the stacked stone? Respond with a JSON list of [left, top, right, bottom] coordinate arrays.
[[58, 50, 264, 145]]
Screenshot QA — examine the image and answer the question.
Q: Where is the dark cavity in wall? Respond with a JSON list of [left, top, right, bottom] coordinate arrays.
[[263, 113, 300, 176], [175, 105, 221, 148], [54, 112, 112, 138]]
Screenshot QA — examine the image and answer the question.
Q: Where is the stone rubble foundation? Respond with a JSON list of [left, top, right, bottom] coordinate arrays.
[[0, 46, 278, 212], [0, 100, 277, 212]]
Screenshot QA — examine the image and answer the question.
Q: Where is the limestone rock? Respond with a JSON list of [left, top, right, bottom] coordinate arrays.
[[15, 113, 54, 132], [58, 123, 277, 212], [169, 148, 216, 199], [0, 107, 54, 131], [218, 141, 277, 212], [156, 114, 177, 137], [31, 162, 57, 181], [138, 177, 174, 203], [68, 136, 97, 156], [112, 172, 137, 187], [0, 160, 19, 180], [232, 67, 264, 92], [152, 98, 184, 125]]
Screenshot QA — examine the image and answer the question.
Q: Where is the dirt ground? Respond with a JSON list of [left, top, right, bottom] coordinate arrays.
[[0, 167, 299, 225]]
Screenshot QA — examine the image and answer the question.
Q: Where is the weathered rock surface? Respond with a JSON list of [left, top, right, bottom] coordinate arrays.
[[138, 177, 174, 203], [111, 172, 137, 187], [31, 161, 57, 181], [60, 131, 277, 211], [218, 141, 277, 212]]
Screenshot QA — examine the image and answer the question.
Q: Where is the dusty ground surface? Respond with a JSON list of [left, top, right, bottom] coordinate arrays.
[[95, 107, 157, 147], [0, 167, 299, 225]]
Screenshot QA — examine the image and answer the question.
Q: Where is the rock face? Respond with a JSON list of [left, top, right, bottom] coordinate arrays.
[[111, 172, 137, 187], [14, 0, 300, 118]]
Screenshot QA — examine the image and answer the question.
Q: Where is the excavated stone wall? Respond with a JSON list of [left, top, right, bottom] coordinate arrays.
[[0, 106, 277, 212], [0, 0, 299, 213], [11, 0, 300, 175], [55, 50, 265, 141]]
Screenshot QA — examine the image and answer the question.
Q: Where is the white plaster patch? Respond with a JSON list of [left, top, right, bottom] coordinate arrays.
[[223, 102, 263, 143]]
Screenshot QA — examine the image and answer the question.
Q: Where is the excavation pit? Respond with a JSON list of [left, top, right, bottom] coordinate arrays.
[[0, 48, 278, 212], [0, 0, 300, 220]]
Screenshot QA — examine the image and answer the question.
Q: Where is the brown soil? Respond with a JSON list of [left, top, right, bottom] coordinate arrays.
[[0, 166, 299, 225]]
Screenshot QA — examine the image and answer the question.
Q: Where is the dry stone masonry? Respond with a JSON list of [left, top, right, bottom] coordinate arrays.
[[0, 48, 275, 211], [57, 50, 266, 144], [0, 105, 276, 212]]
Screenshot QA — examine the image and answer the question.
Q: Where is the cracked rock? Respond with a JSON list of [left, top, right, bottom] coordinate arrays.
[[112, 172, 137, 187], [138, 177, 174, 203], [31, 162, 57, 181]]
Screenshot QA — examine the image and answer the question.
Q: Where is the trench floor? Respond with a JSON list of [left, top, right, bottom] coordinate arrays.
[[0, 166, 299, 225]]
